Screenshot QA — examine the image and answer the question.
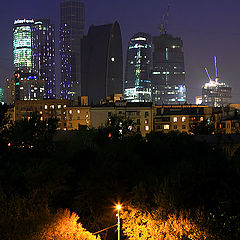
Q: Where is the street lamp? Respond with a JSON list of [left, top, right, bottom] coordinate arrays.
[[116, 204, 122, 240]]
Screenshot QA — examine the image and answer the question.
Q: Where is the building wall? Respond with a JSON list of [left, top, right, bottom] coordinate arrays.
[[91, 102, 154, 136], [60, 0, 85, 100], [14, 99, 72, 130], [81, 22, 123, 104], [124, 32, 152, 102], [32, 19, 56, 99], [66, 106, 91, 130], [152, 34, 186, 105]]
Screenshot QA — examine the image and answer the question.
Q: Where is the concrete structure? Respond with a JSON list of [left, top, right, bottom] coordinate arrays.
[[154, 105, 217, 134], [66, 106, 91, 130], [81, 22, 123, 104], [60, 0, 85, 100], [152, 34, 186, 105], [32, 19, 56, 99], [14, 99, 72, 130], [91, 101, 154, 136], [124, 32, 152, 102], [13, 70, 44, 101]]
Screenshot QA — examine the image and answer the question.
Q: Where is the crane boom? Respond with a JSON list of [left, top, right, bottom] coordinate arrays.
[[205, 67, 212, 82]]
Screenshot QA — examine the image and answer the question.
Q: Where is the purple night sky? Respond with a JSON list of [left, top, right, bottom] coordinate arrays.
[[1, 0, 240, 103]]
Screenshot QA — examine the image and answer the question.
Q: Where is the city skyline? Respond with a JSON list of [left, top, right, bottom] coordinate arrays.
[[0, 0, 240, 103]]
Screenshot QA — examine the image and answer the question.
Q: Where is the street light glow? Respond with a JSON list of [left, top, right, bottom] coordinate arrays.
[[116, 204, 122, 210]]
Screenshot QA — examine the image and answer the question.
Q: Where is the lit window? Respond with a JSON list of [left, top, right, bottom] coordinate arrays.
[[69, 110, 72, 114], [45, 105, 48, 109], [77, 110, 80, 114], [182, 116, 186, 122], [145, 126, 149, 131], [40, 111, 43, 115], [63, 105, 66, 108], [58, 105, 61, 109], [111, 57, 115, 62], [164, 125, 170, 130], [86, 114, 89, 118], [173, 117, 178, 122], [50, 105, 54, 109], [145, 119, 148, 124], [200, 117, 204, 121]]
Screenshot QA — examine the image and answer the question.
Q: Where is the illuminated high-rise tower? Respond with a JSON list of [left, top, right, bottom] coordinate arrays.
[[152, 34, 186, 105], [13, 19, 34, 70], [60, 0, 85, 100], [124, 32, 152, 102], [32, 19, 56, 99]]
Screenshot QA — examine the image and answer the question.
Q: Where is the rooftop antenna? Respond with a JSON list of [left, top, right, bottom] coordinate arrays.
[[204, 67, 212, 82], [159, 1, 171, 34], [214, 56, 219, 82]]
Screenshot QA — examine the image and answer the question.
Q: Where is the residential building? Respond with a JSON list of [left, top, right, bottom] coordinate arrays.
[[14, 99, 72, 130], [152, 34, 186, 105], [91, 101, 154, 137], [154, 105, 216, 134], [124, 32, 152, 102], [81, 22, 123, 104], [60, 0, 85, 100], [32, 19, 56, 99], [66, 106, 91, 130]]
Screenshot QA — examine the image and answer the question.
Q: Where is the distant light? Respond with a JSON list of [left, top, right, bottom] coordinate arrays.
[[111, 57, 115, 62]]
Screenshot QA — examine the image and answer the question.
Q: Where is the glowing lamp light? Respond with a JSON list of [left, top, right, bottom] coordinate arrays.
[[116, 204, 122, 210]]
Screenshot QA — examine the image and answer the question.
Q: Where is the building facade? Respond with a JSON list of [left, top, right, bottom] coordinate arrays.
[[152, 34, 186, 105], [60, 0, 85, 100], [13, 19, 34, 70], [32, 19, 56, 99], [0, 88, 4, 104], [81, 22, 123, 104], [124, 32, 152, 102], [13, 70, 44, 101], [91, 102, 154, 137], [14, 99, 72, 130], [202, 81, 232, 107]]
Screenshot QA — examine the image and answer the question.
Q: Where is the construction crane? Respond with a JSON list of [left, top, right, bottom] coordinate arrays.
[[204, 56, 220, 83], [159, 1, 171, 35], [204, 67, 212, 82]]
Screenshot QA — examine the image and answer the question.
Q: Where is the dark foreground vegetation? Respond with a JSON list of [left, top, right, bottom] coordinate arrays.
[[0, 105, 240, 239]]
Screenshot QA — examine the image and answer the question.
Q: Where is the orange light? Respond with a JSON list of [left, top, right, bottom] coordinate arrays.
[[116, 204, 122, 210]]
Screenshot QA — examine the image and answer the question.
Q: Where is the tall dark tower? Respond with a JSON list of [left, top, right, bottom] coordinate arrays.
[[32, 19, 56, 99], [81, 22, 123, 104], [152, 34, 186, 105], [124, 32, 152, 102], [60, 0, 85, 100]]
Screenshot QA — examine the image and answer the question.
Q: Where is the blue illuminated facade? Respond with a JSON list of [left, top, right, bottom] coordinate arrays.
[[60, 0, 85, 100], [152, 34, 186, 105], [32, 19, 56, 99], [124, 33, 152, 102]]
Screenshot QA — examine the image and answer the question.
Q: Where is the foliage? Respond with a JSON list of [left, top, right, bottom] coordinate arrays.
[[6, 113, 58, 153], [31, 209, 100, 240], [190, 119, 215, 135], [121, 206, 211, 240]]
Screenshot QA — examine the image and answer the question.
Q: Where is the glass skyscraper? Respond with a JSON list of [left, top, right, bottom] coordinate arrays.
[[152, 34, 186, 105], [81, 22, 123, 104], [13, 19, 34, 69], [32, 19, 56, 99], [124, 32, 152, 102], [60, 0, 85, 100]]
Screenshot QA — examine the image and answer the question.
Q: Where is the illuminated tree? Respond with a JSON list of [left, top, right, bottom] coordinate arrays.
[[31, 209, 100, 240], [121, 206, 212, 240]]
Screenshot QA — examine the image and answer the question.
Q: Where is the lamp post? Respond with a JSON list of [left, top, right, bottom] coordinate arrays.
[[116, 204, 122, 240]]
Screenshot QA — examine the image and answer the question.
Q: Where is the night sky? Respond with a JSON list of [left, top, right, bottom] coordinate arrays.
[[1, 0, 240, 103]]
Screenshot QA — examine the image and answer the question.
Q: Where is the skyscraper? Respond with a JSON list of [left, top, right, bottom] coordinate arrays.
[[32, 19, 56, 99], [13, 19, 34, 70], [152, 34, 186, 105], [81, 22, 123, 104], [60, 0, 85, 100], [202, 57, 232, 107], [124, 32, 152, 102], [0, 88, 4, 105]]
